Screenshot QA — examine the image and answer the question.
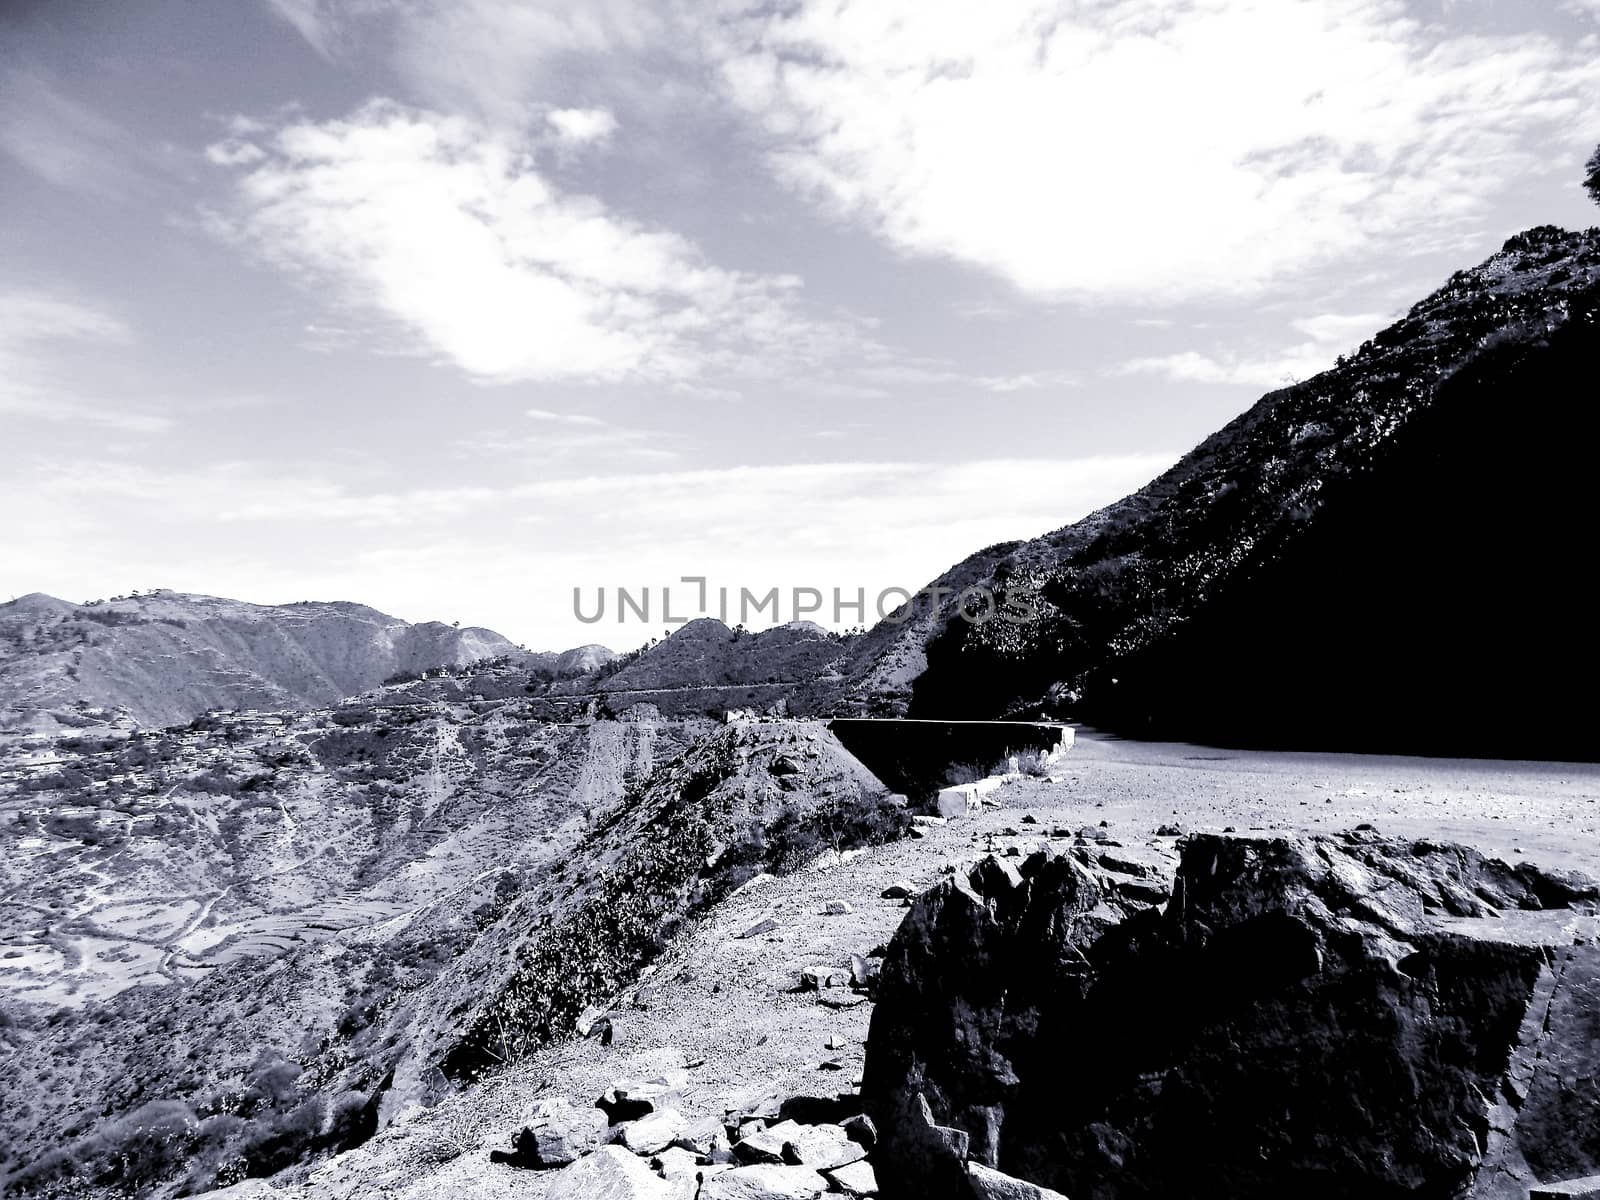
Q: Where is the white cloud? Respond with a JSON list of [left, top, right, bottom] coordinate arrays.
[[1290, 311, 1390, 347], [1115, 349, 1329, 389], [546, 107, 619, 145], [204, 139, 266, 167], [714, 0, 1600, 303], [263, 0, 665, 128], [525, 407, 608, 426], [208, 100, 872, 386], [5, 451, 1176, 645], [456, 408, 675, 462], [853, 359, 1079, 394], [0, 292, 170, 433], [1114, 308, 1394, 388]]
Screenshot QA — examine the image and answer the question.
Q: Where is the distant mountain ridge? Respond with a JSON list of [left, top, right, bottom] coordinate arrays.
[[0, 590, 536, 730]]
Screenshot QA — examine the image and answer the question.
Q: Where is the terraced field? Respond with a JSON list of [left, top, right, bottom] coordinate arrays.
[[0, 702, 679, 1012]]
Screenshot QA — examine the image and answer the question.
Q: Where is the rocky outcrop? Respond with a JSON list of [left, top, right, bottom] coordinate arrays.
[[862, 833, 1600, 1200]]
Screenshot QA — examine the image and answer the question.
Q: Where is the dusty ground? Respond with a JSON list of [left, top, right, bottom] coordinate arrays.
[[249, 728, 1600, 1199]]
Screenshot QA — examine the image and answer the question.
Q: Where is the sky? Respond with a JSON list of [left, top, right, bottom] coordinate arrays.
[[2, 0, 1597, 650]]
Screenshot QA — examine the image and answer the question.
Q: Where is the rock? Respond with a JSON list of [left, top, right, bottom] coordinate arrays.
[[737, 917, 779, 939], [968, 855, 1024, 897], [800, 966, 847, 991], [840, 1113, 878, 1149], [824, 900, 855, 915], [824, 1159, 878, 1195], [700, 1163, 829, 1199], [597, 1070, 688, 1123], [651, 1145, 732, 1193], [1154, 822, 1183, 836], [862, 832, 1600, 1200], [967, 1162, 1069, 1200], [911, 815, 948, 828], [818, 992, 868, 1009], [850, 953, 880, 989], [734, 1120, 798, 1164], [489, 1098, 608, 1168], [740, 1118, 862, 1171], [1019, 846, 1058, 879], [1096, 853, 1149, 877], [778, 1121, 866, 1169], [725, 1081, 786, 1125], [620, 1107, 689, 1155], [881, 881, 916, 899], [1113, 878, 1171, 906], [546, 1145, 674, 1200], [672, 1115, 732, 1160]]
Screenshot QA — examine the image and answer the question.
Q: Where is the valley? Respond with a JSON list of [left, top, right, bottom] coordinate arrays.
[[122, 729, 1600, 1199], [0, 699, 664, 1011]]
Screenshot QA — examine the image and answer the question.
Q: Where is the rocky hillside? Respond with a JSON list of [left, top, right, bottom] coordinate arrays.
[[0, 591, 526, 731], [847, 226, 1600, 759], [0, 709, 906, 1198]]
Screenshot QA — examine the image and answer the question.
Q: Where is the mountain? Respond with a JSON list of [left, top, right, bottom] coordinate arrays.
[[577, 618, 858, 716], [847, 225, 1600, 760], [0, 591, 526, 731], [554, 644, 616, 676]]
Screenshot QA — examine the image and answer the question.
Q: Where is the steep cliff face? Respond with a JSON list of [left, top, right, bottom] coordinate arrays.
[[0, 591, 524, 729], [862, 832, 1600, 1200], [868, 226, 1600, 759]]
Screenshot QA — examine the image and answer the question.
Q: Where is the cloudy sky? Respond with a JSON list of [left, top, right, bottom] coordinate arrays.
[[2, 0, 1596, 649]]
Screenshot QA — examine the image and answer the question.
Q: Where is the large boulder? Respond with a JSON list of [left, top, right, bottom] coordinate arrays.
[[862, 831, 1600, 1200], [488, 1097, 608, 1168], [544, 1145, 674, 1200], [700, 1163, 829, 1199]]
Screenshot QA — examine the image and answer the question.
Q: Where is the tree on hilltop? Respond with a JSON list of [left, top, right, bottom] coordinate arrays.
[[1586, 143, 1600, 208]]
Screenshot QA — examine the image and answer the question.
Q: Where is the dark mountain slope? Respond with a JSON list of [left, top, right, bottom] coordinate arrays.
[[896, 225, 1600, 759]]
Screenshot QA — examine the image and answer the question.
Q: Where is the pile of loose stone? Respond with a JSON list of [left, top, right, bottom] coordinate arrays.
[[488, 1063, 879, 1199]]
